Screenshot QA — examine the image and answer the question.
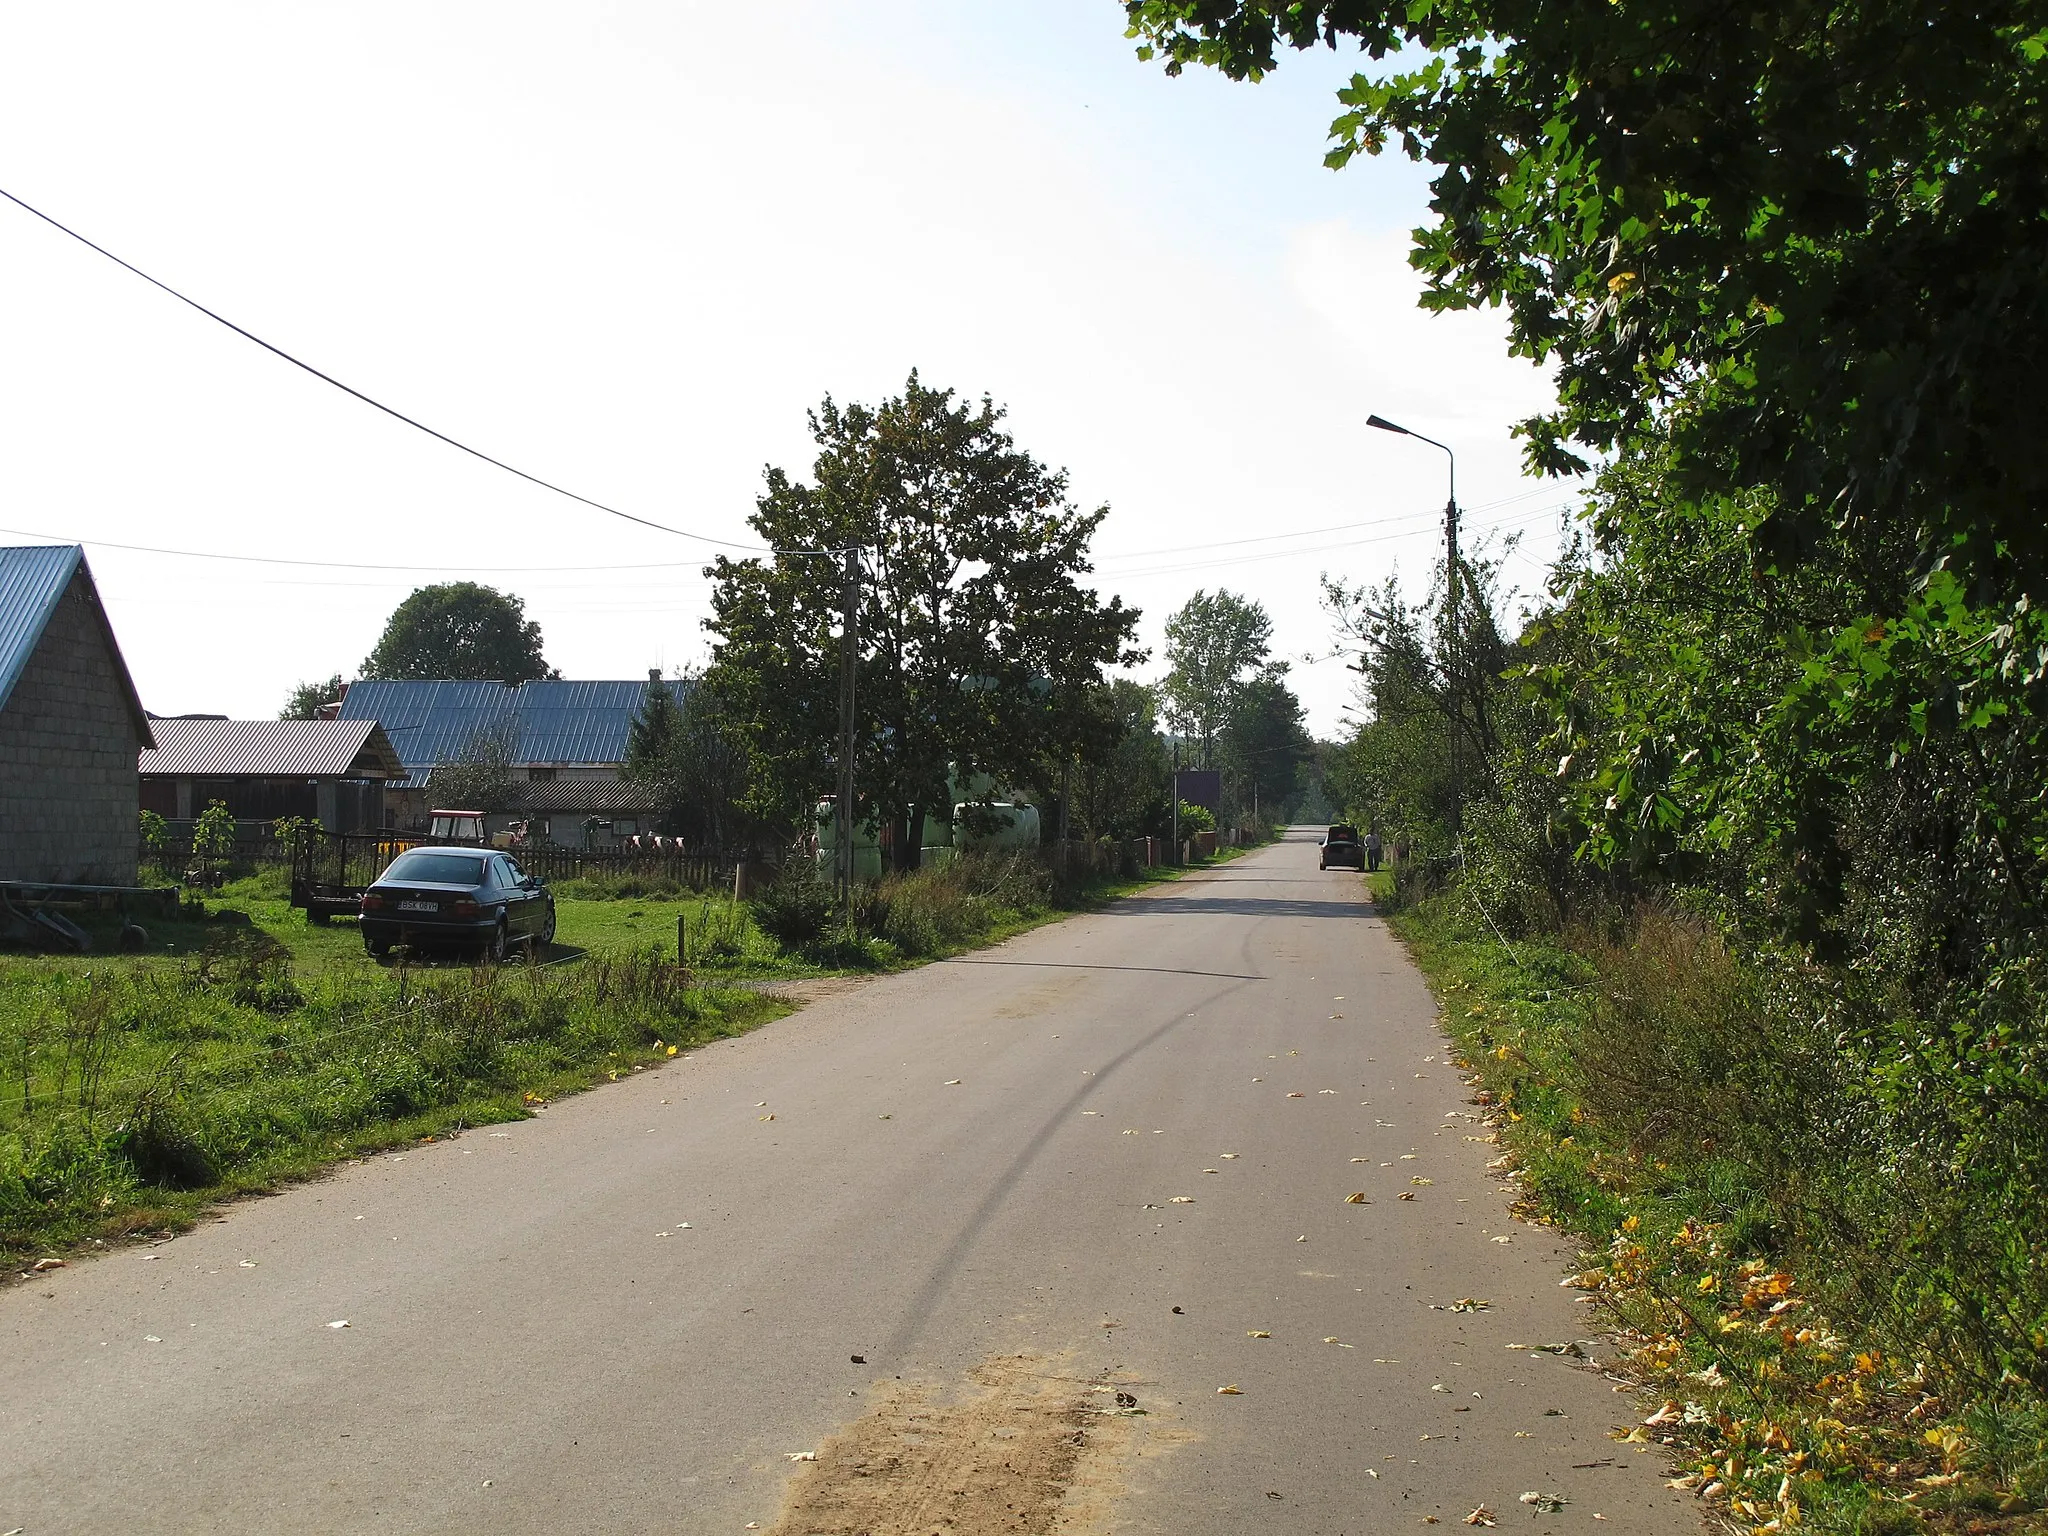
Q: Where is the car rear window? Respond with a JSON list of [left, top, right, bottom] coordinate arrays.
[[382, 851, 488, 886], [1328, 825, 1359, 841]]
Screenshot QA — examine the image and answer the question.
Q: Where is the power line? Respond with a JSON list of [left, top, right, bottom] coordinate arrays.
[[0, 523, 712, 575], [1096, 507, 1440, 563], [0, 185, 1587, 575], [1104, 503, 1570, 581], [0, 185, 799, 554]]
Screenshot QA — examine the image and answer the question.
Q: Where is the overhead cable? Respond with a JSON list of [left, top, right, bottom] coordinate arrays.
[[0, 186, 802, 554]]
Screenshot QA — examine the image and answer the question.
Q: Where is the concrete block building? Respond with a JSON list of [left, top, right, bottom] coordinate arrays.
[[0, 546, 153, 885]]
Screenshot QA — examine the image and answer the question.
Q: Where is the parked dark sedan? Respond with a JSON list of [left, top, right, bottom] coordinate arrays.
[[359, 847, 556, 960], [1319, 824, 1365, 871]]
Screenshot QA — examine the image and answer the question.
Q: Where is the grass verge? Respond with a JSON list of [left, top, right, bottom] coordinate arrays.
[[1387, 890, 2048, 1536], [2, 947, 785, 1271], [4, 842, 1265, 1273]]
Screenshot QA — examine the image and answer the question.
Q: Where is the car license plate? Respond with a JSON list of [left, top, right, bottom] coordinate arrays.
[[397, 900, 439, 913]]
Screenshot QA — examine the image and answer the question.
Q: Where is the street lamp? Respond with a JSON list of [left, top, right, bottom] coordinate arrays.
[[1365, 413, 1462, 849]]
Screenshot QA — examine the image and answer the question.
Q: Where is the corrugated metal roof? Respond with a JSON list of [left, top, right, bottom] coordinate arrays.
[[0, 545, 83, 716], [339, 678, 669, 782], [138, 718, 404, 779], [508, 780, 660, 813], [0, 545, 153, 746]]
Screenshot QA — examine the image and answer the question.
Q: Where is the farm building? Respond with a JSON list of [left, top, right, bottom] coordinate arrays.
[[138, 718, 405, 833], [337, 675, 667, 842], [0, 545, 153, 886]]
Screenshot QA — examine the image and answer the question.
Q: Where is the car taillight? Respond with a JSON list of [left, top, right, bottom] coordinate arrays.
[[448, 898, 481, 917], [361, 893, 386, 912]]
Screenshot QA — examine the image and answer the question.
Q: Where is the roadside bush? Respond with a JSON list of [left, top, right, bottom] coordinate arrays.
[[1562, 905, 2048, 1392], [113, 1101, 216, 1191], [870, 853, 1055, 958], [751, 866, 836, 947], [685, 898, 752, 963], [1397, 893, 2048, 1529]]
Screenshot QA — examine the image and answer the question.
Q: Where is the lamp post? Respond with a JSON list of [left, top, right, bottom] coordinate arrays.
[[1365, 414, 1461, 849]]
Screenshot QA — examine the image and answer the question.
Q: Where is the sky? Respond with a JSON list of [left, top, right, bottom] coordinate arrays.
[[0, 1, 1570, 738]]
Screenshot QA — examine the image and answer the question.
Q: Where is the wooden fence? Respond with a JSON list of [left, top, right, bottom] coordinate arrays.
[[288, 829, 742, 915]]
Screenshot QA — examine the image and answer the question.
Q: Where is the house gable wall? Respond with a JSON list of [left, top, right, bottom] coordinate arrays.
[[0, 570, 141, 883]]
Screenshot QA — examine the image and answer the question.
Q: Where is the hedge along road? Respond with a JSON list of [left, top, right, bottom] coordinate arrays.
[[0, 833, 1694, 1535]]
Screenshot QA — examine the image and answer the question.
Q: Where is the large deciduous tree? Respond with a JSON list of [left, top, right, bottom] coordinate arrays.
[[279, 674, 344, 721], [706, 374, 1144, 870], [1069, 680, 1173, 843], [1160, 590, 1275, 767], [622, 671, 754, 848], [363, 583, 555, 683], [1216, 672, 1312, 823], [1125, 0, 2048, 592]]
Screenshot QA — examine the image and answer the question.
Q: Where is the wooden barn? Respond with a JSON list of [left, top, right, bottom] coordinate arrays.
[[139, 718, 405, 833]]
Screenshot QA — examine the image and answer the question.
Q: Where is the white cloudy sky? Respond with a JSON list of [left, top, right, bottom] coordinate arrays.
[[0, 1, 1570, 736]]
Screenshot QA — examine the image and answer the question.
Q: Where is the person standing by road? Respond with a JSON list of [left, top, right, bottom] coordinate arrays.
[[1365, 828, 1383, 873]]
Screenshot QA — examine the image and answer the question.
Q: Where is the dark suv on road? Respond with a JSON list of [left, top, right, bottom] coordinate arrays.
[[1319, 825, 1364, 871], [359, 847, 556, 960]]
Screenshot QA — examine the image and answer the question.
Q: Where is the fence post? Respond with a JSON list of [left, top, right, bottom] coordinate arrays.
[[677, 910, 688, 970]]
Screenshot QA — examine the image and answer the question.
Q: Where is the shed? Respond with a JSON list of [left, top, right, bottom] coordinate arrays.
[[139, 718, 405, 832], [0, 546, 153, 885]]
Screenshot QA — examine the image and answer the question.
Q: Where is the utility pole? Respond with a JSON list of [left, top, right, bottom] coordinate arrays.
[[1366, 414, 1460, 852], [836, 544, 859, 926], [1443, 469, 1461, 850], [1170, 739, 1181, 865]]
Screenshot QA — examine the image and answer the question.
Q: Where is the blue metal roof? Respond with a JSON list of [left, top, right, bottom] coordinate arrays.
[[0, 545, 83, 716], [0, 546, 153, 745], [338, 678, 667, 788]]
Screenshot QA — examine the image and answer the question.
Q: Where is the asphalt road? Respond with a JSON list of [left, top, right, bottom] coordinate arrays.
[[1, 832, 1695, 1534]]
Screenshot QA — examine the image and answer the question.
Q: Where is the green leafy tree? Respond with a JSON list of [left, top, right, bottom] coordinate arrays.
[[362, 584, 554, 682], [623, 671, 754, 847], [1161, 590, 1275, 767], [706, 373, 1144, 871], [279, 674, 344, 720], [191, 800, 237, 886], [1215, 672, 1312, 824], [1125, 0, 2048, 590], [271, 815, 320, 862], [1323, 544, 1516, 855], [137, 809, 169, 878], [1070, 680, 1172, 842], [428, 720, 520, 812]]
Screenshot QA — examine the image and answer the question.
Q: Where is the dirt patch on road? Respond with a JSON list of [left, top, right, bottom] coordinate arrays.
[[765, 1353, 1139, 1536], [743, 975, 876, 1007]]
